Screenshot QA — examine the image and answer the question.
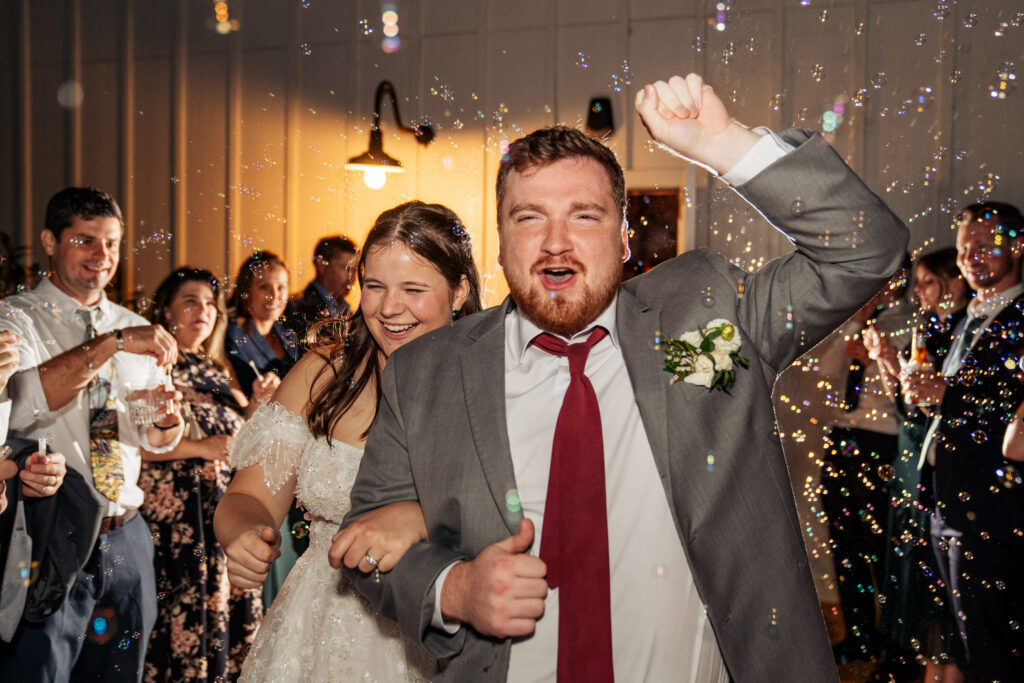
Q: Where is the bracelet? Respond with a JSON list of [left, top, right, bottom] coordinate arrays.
[[151, 420, 181, 432], [113, 328, 125, 352]]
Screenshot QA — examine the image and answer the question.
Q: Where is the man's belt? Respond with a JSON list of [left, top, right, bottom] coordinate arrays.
[[98, 508, 137, 535]]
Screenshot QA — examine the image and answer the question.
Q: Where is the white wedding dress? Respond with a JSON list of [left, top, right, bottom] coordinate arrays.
[[230, 402, 436, 682]]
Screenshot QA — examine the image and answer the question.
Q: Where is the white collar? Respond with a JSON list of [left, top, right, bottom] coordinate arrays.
[[34, 277, 113, 325], [967, 282, 1024, 320], [508, 294, 620, 365]]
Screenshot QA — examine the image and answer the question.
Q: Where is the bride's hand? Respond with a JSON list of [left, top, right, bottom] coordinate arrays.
[[224, 525, 282, 589], [328, 501, 427, 574]]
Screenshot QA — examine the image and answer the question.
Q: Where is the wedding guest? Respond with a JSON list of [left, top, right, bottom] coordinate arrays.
[[0, 187, 181, 682], [224, 250, 302, 607], [864, 248, 970, 682], [284, 236, 358, 345], [225, 251, 298, 398], [338, 74, 907, 680], [215, 201, 481, 680], [818, 263, 914, 665], [903, 202, 1024, 681], [137, 267, 268, 683]]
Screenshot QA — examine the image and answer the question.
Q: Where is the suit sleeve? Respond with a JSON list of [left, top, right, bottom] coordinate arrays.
[[344, 359, 468, 658], [719, 129, 909, 373]]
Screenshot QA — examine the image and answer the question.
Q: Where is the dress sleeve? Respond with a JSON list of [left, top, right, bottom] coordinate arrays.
[[229, 401, 311, 494]]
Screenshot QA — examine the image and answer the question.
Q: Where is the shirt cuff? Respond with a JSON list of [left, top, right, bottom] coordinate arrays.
[[719, 127, 795, 186], [137, 416, 185, 454], [430, 560, 463, 634]]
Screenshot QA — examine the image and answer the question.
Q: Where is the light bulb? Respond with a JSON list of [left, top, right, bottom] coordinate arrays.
[[363, 167, 387, 190]]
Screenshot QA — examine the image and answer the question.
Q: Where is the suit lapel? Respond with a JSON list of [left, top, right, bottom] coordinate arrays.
[[616, 290, 672, 482], [460, 302, 520, 535]]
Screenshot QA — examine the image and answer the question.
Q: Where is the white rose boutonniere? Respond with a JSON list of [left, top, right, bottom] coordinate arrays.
[[662, 319, 750, 392]]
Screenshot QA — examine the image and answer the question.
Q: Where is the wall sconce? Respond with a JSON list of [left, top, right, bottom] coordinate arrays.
[[345, 80, 435, 190]]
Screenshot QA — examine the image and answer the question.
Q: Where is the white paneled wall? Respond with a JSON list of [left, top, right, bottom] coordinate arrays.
[[4, 0, 1022, 296]]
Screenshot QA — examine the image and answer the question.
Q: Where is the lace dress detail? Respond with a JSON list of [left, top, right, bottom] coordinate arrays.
[[229, 402, 436, 682]]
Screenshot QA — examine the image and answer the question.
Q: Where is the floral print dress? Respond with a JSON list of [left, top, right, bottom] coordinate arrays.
[[138, 351, 262, 682]]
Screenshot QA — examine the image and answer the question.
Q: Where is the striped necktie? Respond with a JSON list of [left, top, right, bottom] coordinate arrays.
[[80, 309, 124, 503]]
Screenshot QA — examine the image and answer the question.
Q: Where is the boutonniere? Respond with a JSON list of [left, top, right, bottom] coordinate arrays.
[[662, 318, 750, 392]]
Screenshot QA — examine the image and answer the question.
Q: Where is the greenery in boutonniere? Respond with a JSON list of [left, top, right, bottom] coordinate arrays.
[[662, 318, 750, 392]]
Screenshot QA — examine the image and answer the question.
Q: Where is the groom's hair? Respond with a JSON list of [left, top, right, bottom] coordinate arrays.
[[495, 126, 625, 228]]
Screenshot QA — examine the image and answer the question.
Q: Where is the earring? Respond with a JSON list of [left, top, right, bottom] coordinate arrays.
[[451, 307, 459, 321]]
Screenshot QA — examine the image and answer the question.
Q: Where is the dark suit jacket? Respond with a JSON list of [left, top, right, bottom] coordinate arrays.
[[0, 438, 104, 632], [345, 130, 908, 681], [933, 294, 1024, 536]]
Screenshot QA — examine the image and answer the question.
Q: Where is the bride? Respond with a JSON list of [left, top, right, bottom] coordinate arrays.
[[214, 201, 482, 681]]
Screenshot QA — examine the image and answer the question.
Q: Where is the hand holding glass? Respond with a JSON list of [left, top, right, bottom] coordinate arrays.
[[125, 374, 176, 426]]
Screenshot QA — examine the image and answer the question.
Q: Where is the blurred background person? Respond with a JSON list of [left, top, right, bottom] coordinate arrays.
[[138, 267, 266, 683], [224, 250, 303, 609], [285, 236, 358, 346], [864, 247, 970, 682], [818, 259, 914, 666], [902, 202, 1024, 681], [225, 250, 297, 398]]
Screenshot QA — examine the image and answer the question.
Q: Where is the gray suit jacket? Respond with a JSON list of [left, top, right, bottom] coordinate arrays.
[[345, 130, 908, 681]]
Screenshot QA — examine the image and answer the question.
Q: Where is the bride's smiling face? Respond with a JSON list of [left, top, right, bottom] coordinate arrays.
[[360, 242, 469, 358]]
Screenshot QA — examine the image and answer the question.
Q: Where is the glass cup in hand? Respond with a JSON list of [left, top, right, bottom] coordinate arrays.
[[125, 377, 175, 426], [898, 357, 938, 407]]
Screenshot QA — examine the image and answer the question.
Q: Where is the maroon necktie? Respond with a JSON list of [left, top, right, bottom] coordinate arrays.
[[532, 327, 614, 683]]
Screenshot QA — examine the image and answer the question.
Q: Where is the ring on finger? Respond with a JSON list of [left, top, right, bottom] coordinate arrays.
[[365, 554, 379, 568]]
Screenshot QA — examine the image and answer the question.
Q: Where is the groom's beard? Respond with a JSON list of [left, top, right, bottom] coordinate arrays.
[[506, 256, 620, 338]]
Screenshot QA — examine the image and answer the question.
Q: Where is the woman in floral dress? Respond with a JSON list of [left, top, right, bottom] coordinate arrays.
[[138, 267, 278, 682]]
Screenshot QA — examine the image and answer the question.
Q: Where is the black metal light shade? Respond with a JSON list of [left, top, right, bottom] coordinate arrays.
[[345, 81, 434, 189]]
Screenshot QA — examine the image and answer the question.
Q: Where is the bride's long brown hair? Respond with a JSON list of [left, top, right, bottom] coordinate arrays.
[[306, 201, 483, 440]]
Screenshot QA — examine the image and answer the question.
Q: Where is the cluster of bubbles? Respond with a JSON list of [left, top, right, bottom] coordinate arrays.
[[608, 60, 631, 93], [989, 62, 1016, 100]]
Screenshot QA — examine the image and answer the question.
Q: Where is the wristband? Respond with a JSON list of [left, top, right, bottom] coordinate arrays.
[[113, 329, 125, 352]]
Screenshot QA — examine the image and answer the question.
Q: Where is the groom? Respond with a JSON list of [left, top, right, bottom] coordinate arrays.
[[340, 73, 908, 679]]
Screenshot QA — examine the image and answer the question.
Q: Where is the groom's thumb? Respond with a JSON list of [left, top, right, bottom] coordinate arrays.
[[505, 517, 534, 555]]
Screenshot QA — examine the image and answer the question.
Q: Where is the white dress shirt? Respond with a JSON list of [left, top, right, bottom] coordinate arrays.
[[430, 132, 793, 680], [0, 278, 172, 515], [500, 304, 729, 682]]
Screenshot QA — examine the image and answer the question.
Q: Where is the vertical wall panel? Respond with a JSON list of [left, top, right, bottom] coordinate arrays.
[[950, 3, 1024, 234], [627, 17, 702, 172], [131, 57, 173, 300], [419, 33, 488, 280], [556, 24, 626, 133], [237, 49, 289, 261], [0, 1, 21, 243], [79, 61, 122, 198], [864, 1, 949, 239], [184, 52, 230, 279]]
